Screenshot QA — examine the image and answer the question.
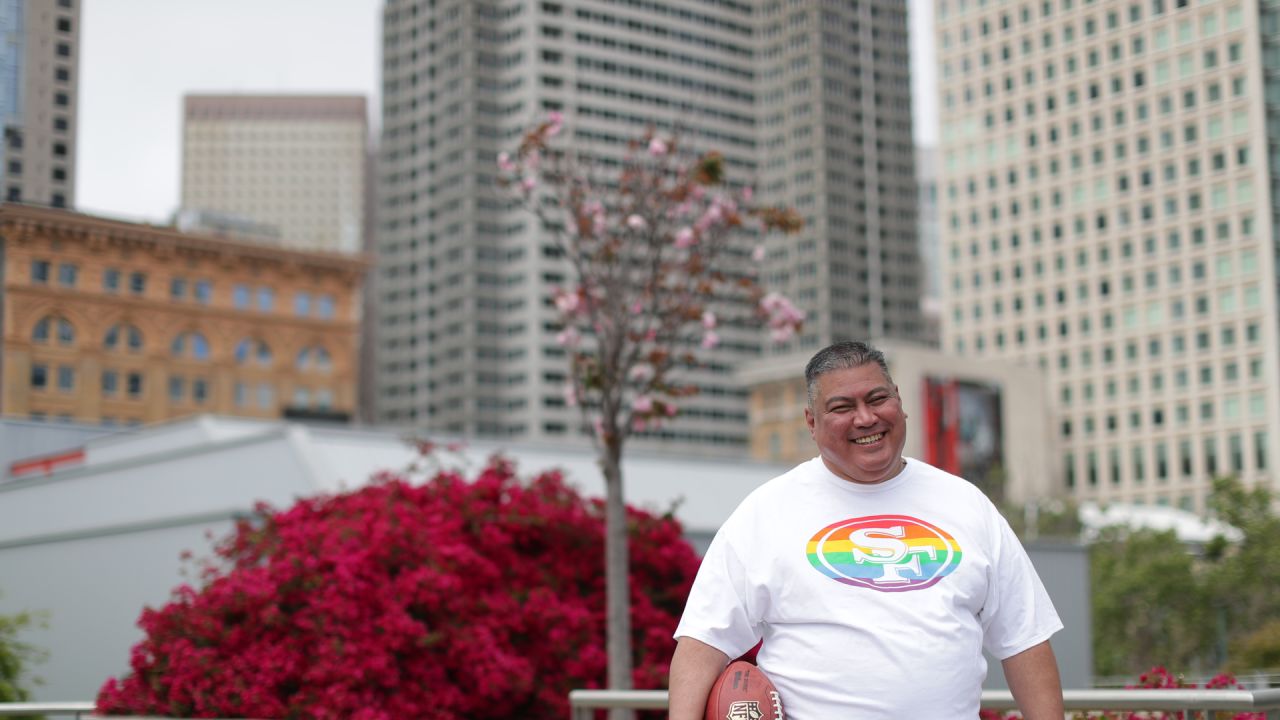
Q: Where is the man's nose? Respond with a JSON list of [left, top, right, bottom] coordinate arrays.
[[851, 403, 877, 426]]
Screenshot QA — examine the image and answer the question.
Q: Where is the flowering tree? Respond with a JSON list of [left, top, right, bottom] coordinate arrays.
[[499, 114, 804, 695], [96, 457, 701, 719]]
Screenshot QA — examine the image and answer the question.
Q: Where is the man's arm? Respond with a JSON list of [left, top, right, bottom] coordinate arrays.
[[1001, 639, 1063, 720], [668, 636, 730, 720]]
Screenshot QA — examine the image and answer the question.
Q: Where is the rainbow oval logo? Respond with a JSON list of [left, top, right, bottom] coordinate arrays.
[[807, 514, 962, 592]]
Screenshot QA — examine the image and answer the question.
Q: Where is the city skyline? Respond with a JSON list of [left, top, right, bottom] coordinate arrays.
[[74, 0, 939, 225]]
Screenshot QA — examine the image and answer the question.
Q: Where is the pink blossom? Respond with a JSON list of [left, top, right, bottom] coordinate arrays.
[[627, 214, 648, 231], [701, 311, 717, 329], [555, 291, 581, 314], [665, 403, 678, 417], [497, 152, 516, 173], [630, 301, 644, 315], [752, 245, 766, 262], [563, 383, 578, 407], [631, 418, 648, 433], [648, 138, 668, 156], [632, 395, 654, 414], [555, 327, 581, 348], [741, 186, 754, 202], [701, 331, 720, 349], [546, 111, 564, 137], [520, 176, 537, 193], [674, 227, 695, 248], [629, 364, 654, 382]]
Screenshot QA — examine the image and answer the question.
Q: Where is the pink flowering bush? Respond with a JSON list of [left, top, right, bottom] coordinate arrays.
[[96, 457, 701, 719], [979, 665, 1264, 720]]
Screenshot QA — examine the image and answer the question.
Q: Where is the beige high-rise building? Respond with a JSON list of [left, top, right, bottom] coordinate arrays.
[[373, 0, 925, 451], [936, 0, 1279, 512], [181, 94, 368, 254], [1, 0, 80, 209]]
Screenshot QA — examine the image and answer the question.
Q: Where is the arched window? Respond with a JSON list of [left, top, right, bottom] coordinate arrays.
[[296, 345, 333, 373], [234, 338, 273, 366], [171, 331, 210, 361], [104, 324, 144, 352], [32, 316, 75, 345]]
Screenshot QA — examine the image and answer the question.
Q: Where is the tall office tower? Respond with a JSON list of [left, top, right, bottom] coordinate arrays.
[[0, 0, 79, 209], [374, 0, 924, 452], [181, 95, 368, 254], [754, 1, 926, 350], [916, 146, 943, 344], [936, 0, 1279, 511]]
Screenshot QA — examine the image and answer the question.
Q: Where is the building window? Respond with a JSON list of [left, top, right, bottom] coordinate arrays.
[[317, 294, 335, 318], [254, 381, 272, 409], [102, 370, 119, 396], [103, 268, 120, 292], [192, 378, 209, 403], [170, 277, 187, 299], [169, 376, 185, 402], [235, 338, 273, 366], [129, 272, 146, 295], [296, 346, 332, 373], [235, 382, 248, 407], [316, 389, 334, 409], [127, 372, 144, 399], [194, 280, 212, 304], [57, 263, 77, 287], [57, 365, 74, 392], [51, 193, 66, 208], [233, 284, 251, 309], [104, 324, 144, 352], [31, 364, 48, 390], [294, 292, 311, 316], [31, 260, 50, 284], [292, 387, 311, 407], [32, 316, 75, 345], [256, 286, 275, 312], [171, 331, 210, 360]]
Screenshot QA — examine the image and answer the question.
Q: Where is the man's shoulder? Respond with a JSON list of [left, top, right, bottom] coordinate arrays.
[[731, 458, 822, 512], [903, 459, 1001, 508]]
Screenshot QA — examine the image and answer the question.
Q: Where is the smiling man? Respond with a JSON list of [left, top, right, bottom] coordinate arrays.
[[669, 341, 1064, 719]]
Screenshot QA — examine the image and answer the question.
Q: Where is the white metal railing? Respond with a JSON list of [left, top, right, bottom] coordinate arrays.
[[0, 703, 96, 717], [568, 688, 1280, 719]]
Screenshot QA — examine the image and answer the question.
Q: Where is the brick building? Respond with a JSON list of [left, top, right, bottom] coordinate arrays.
[[0, 203, 364, 425]]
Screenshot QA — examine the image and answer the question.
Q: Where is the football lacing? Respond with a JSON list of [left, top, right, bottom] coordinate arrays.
[[769, 690, 785, 719]]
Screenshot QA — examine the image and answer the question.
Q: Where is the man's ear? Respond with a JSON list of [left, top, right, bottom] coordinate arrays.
[[804, 406, 816, 434]]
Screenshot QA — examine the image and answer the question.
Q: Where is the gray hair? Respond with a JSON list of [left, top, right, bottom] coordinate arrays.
[[804, 341, 892, 406]]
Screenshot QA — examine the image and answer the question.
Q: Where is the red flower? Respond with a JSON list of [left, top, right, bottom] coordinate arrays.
[[96, 458, 701, 719]]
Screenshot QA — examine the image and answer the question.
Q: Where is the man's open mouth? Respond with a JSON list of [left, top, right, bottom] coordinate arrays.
[[853, 433, 884, 445]]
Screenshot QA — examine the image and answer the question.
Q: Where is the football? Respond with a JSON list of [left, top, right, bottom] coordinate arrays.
[[704, 660, 785, 720]]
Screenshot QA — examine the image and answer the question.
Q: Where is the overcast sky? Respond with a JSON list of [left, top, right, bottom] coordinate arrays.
[[76, 0, 937, 225]]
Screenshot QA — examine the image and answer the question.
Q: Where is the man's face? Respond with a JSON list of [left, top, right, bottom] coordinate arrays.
[[804, 363, 908, 485]]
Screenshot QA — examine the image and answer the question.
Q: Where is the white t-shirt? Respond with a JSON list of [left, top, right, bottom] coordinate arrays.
[[675, 457, 1062, 719]]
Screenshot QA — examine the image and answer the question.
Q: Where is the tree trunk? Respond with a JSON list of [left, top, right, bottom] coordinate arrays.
[[602, 441, 634, 720]]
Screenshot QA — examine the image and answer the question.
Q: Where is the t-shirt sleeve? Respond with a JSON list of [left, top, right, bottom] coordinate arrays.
[[978, 509, 1064, 660], [673, 519, 764, 660]]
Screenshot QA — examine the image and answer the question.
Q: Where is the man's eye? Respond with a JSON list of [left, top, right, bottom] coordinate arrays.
[[869, 396, 888, 405]]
